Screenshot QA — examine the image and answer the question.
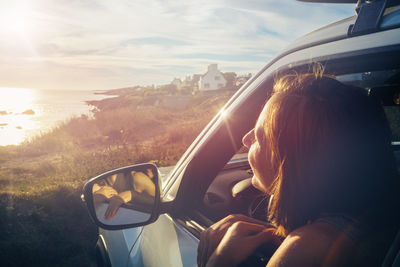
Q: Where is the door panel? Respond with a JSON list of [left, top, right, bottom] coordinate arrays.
[[128, 214, 198, 267], [100, 227, 143, 267]]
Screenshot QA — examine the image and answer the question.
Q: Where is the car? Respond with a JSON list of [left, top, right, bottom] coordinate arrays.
[[82, 0, 400, 266]]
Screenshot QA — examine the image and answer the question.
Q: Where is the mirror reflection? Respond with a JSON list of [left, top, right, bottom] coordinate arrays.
[[92, 168, 155, 225]]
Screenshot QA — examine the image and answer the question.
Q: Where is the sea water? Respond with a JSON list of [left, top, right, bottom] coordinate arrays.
[[0, 88, 115, 146]]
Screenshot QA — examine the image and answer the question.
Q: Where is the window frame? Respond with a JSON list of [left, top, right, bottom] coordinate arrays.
[[162, 28, 400, 204], [168, 44, 400, 236]]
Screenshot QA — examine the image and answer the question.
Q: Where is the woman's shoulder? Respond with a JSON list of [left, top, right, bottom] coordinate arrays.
[[267, 221, 357, 267]]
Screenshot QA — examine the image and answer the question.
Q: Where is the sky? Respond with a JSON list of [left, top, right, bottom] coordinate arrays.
[[0, 0, 354, 91]]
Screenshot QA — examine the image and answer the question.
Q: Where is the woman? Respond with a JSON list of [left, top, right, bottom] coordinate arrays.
[[198, 73, 399, 266]]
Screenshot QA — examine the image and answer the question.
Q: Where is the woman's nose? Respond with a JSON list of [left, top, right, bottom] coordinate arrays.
[[242, 129, 254, 149]]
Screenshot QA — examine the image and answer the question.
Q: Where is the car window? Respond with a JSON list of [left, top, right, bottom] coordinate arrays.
[[193, 68, 400, 226], [226, 69, 400, 168]]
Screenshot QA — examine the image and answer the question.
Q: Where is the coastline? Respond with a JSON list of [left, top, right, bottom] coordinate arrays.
[[0, 89, 117, 147], [0, 87, 234, 266]]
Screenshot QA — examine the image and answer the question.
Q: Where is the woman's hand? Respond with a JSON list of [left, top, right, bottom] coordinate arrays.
[[207, 222, 276, 267], [93, 186, 118, 204], [197, 214, 275, 267], [105, 195, 124, 220]]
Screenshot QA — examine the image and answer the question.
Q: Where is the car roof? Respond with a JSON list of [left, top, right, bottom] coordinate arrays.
[[281, 0, 400, 61], [282, 16, 356, 55], [298, 0, 357, 3]]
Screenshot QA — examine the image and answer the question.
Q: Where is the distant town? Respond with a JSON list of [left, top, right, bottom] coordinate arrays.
[[170, 64, 252, 93], [104, 64, 253, 97]]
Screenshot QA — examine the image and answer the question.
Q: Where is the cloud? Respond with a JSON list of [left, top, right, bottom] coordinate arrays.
[[176, 52, 273, 62], [121, 37, 191, 47], [0, 0, 355, 90], [36, 43, 99, 56]]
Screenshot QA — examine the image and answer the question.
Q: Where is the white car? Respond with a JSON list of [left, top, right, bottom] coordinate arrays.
[[83, 0, 400, 266]]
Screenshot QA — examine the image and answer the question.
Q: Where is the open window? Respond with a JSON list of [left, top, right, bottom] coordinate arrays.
[[183, 49, 400, 232]]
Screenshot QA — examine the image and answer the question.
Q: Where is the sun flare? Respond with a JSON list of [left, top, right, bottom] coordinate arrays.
[[0, 88, 36, 112], [0, 2, 33, 35], [0, 88, 38, 145]]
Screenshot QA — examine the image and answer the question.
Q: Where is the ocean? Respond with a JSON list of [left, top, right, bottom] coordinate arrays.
[[0, 88, 115, 146]]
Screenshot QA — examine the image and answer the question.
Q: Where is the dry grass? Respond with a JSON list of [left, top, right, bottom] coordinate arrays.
[[0, 89, 233, 266]]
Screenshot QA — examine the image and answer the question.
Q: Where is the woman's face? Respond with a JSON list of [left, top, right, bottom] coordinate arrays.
[[242, 105, 273, 193]]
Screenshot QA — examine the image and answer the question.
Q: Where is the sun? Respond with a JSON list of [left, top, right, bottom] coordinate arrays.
[[0, 1, 33, 36]]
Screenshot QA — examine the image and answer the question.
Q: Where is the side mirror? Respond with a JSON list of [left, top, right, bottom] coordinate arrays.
[[82, 163, 160, 230]]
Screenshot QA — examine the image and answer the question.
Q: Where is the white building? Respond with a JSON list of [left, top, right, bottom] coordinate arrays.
[[198, 64, 227, 91]]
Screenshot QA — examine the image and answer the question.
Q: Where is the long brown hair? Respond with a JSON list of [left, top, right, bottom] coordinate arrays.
[[264, 73, 399, 236]]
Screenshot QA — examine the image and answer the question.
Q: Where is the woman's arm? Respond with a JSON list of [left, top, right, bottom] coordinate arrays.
[[206, 222, 278, 267], [197, 214, 280, 267], [133, 172, 155, 197], [104, 190, 133, 220], [93, 185, 118, 204], [199, 217, 356, 267]]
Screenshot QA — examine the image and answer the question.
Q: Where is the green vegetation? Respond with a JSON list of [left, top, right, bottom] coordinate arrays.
[[0, 88, 234, 266]]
